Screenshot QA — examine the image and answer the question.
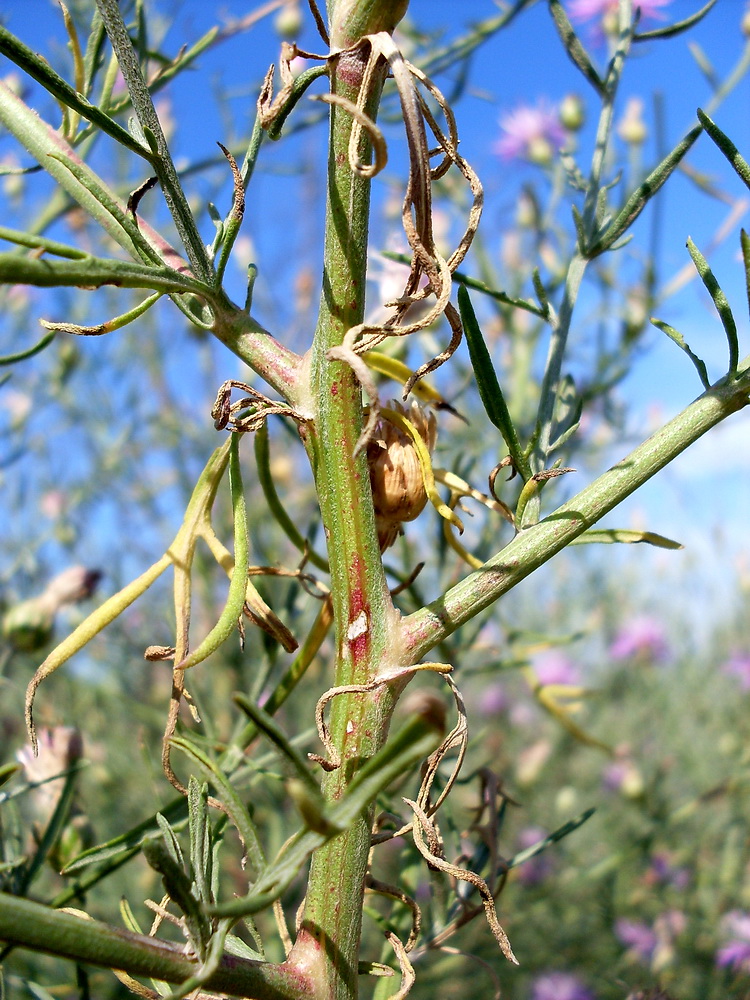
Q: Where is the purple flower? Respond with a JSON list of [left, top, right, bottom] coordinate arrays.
[[608, 617, 670, 663], [534, 650, 581, 687], [567, 0, 672, 25], [478, 681, 509, 716], [616, 919, 658, 963], [646, 851, 690, 890], [531, 971, 595, 1000], [717, 911, 750, 973], [721, 653, 750, 691], [494, 100, 566, 164], [515, 826, 554, 885]]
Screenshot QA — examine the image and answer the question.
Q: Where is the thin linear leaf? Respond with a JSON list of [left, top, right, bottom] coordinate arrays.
[[96, 0, 214, 282], [233, 693, 320, 792], [569, 529, 683, 549], [0, 24, 151, 159], [178, 433, 248, 670], [742, 229, 750, 320], [697, 109, 750, 190], [169, 736, 266, 878], [17, 768, 79, 895], [0, 332, 56, 366], [188, 778, 212, 907], [0, 253, 207, 295], [41, 292, 162, 337], [506, 808, 596, 869], [686, 237, 739, 373], [634, 0, 718, 42], [458, 285, 531, 479], [651, 318, 711, 389], [587, 124, 703, 258], [0, 226, 88, 260], [382, 251, 547, 316], [548, 0, 605, 97], [254, 423, 329, 572], [61, 796, 187, 874]]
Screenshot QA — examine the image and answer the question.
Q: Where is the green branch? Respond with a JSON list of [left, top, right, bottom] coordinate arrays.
[[401, 356, 750, 662]]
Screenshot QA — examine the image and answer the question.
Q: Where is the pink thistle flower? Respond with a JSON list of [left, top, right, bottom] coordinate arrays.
[[717, 911, 750, 972], [533, 650, 581, 687], [616, 919, 658, 963], [531, 971, 595, 1000], [494, 100, 566, 165], [608, 616, 670, 663], [721, 652, 750, 691], [568, 0, 672, 25]]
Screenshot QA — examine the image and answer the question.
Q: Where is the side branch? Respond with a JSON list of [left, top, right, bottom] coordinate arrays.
[[0, 893, 307, 1000], [400, 360, 750, 662]]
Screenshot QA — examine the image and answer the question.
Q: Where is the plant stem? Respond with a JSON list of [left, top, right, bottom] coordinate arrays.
[[0, 893, 307, 1000], [288, 4, 413, 997]]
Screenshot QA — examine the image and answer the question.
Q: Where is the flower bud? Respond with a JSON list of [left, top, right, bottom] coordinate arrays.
[[274, 1, 303, 38], [559, 94, 585, 132], [368, 401, 436, 550], [617, 97, 647, 146], [3, 596, 55, 650], [2, 567, 101, 651]]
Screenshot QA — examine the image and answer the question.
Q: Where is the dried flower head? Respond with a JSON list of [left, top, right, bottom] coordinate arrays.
[[368, 400, 437, 550]]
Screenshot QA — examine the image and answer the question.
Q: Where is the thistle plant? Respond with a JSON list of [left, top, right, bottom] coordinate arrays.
[[0, 1, 749, 999]]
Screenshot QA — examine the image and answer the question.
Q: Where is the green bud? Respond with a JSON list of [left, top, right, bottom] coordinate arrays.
[[2, 598, 54, 651]]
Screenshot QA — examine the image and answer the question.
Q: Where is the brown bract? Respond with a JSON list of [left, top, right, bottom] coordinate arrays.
[[368, 400, 436, 550]]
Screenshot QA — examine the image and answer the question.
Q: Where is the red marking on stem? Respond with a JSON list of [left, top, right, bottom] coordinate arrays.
[[348, 553, 371, 665]]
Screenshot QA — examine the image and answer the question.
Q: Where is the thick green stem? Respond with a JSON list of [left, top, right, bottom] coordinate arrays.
[[401, 360, 750, 662], [288, 4, 411, 997], [0, 893, 309, 1000]]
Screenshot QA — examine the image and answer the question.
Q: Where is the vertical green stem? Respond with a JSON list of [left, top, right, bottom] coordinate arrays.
[[288, 4, 410, 997]]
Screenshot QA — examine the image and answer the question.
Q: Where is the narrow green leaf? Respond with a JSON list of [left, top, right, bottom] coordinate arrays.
[[697, 108, 750, 190], [233, 693, 320, 792], [188, 779, 212, 907], [0, 226, 88, 260], [96, 0, 214, 282], [41, 292, 162, 337], [634, 0, 718, 41], [548, 0, 605, 97], [169, 735, 266, 878], [569, 529, 683, 549], [686, 237, 739, 373], [651, 317, 711, 389], [458, 285, 531, 480], [155, 813, 185, 869], [506, 808, 595, 869], [0, 24, 152, 159], [0, 253, 207, 296], [17, 768, 79, 894], [741, 229, 750, 322], [178, 433, 248, 670], [587, 124, 703, 257], [0, 332, 56, 367], [254, 422, 329, 572], [267, 65, 328, 140], [61, 797, 186, 875]]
